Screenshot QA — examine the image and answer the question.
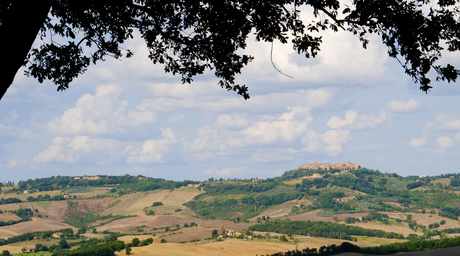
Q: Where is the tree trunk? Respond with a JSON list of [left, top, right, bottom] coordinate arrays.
[[0, 0, 53, 100]]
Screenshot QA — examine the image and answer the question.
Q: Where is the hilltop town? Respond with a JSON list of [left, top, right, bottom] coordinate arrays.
[[296, 161, 360, 171]]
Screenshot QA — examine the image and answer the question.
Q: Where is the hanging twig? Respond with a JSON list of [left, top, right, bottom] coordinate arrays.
[[271, 41, 294, 79]]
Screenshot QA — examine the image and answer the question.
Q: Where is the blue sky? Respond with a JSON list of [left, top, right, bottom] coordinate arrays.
[[2, 27, 460, 182]]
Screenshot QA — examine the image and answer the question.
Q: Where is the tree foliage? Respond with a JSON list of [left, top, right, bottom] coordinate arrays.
[[2, 0, 460, 99]]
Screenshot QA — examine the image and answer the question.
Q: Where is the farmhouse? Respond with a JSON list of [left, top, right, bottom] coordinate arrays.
[[52, 232, 64, 239]]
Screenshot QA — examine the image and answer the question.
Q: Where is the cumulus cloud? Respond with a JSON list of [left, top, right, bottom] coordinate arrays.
[[34, 137, 77, 164], [437, 136, 454, 150], [410, 137, 428, 148], [216, 114, 250, 129], [48, 84, 156, 135], [216, 167, 248, 176], [200, 167, 249, 177], [327, 110, 387, 130], [184, 126, 222, 153], [384, 99, 424, 113], [250, 148, 297, 163], [33, 136, 123, 164], [430, 114, 460, 131], [322, 130, 351, 157], [301, 130, 323, 153], [228, 107, 312, 147], [126, 128, 176, 164], [0, 124, 35, 139]]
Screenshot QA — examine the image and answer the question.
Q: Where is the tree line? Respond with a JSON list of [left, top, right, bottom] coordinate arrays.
[[249, 219, 405, 240]]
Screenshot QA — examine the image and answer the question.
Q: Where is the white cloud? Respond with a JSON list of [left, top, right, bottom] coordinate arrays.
[[216, 114, 250, 129], [126, 128, 176, 164], [301, 130, 323, 153], [48, 84, 156, 135], [432, 114, 460, 131], [33, 136, 124, 164], [228, 107, 312, 147], [376, 156, 389, 162], [250, 148, 297, 163], [455, 132, 460, 142], [33, 137, 76, 164], [200, 167, 249, 177], [216, 167, 248, 177], [437, 136, 454, 150], [443, 120, 460, 130], [410, 137, 428, 148], [184, 126, 221, 152], [384, 99, 424, 113], [0, 124, 35, 139], [327, 110, 387, 130], [322, 130, 351, 157]]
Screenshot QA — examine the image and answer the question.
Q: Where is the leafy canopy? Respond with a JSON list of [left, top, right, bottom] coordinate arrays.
[[4, 0, 460, 99]]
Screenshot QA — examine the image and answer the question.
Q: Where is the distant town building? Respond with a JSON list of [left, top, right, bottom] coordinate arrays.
[[83, 176, 100, 180], [297, 161, 360, 171]]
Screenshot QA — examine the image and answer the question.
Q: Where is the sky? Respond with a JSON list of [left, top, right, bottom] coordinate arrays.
[[2, 17, 460, 182]]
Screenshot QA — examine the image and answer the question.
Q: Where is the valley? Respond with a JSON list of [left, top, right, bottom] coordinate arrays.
[[1, 165, 460, 255]]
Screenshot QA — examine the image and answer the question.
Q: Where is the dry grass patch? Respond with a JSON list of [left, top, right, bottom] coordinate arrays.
[[253, 199, 311, 219], [163, 188, 202, 207], [115, 239, 297, 256], [0, 245, 31, 255], [0, 218, 77, 239], [278, 210, 335, 222], [434, 178, 451, 185], [145, 205, 178, 215], [98, 215, 251, 234], [0, 190, 62, 201], [117, 190, 170, 216], [346, 222, 421, 236], [78, 187, 112, 199], [0, 214, 20, 221], [0, 201, 68, 221], [101, 191, 167, 216], [401, 212, 460, 229], [283, 179, 303, 186], [117, 234, 401, 256]]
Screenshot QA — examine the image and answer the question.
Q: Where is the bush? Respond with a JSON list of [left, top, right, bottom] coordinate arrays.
[[152, 202, 163, 206]]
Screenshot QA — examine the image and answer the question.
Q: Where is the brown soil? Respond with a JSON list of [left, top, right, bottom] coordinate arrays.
[[277, 210, 335, 222], [0, 201, 68, 221], [98, 214, 251, 234], [115, 239, 298, 256], [395, 212, 460, 230], [346, 222, 421, 236], [118, 227, 216, 243], [0, 214, 20, 221]]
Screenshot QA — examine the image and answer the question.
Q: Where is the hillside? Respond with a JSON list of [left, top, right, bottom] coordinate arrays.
[[1, 167, 460, 255]]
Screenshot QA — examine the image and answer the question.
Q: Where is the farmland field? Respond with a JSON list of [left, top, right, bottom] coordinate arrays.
[[0, 218, 77, 238]]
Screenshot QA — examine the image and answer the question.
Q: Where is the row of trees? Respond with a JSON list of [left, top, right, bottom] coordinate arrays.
[[27, 194, 65, 202], [13, 175, 201, 193], [0, 197, 21, 205], [0, 228, 74, 245], [249, 220, 405, 240]]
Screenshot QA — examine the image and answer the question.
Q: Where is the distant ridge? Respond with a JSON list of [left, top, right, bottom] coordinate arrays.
[[296, 161, 360, 171]]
